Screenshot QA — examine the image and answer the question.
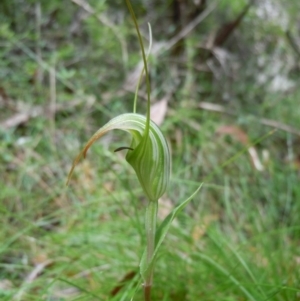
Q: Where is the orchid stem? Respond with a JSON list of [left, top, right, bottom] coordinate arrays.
[[144, 200, 158, 301], [125, 0, 151, 134]]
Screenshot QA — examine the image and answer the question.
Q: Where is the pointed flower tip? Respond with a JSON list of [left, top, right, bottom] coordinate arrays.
[[67, 113, 171, 201]]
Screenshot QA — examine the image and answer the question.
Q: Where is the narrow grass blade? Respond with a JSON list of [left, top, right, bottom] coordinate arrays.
[[193, 253, 258, 301]]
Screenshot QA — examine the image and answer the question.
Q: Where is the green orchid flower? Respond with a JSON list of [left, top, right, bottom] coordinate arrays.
[[67, 113, 171, 202]]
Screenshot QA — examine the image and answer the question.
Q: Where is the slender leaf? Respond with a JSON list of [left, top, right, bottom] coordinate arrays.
[[140, 183, 203, 278]]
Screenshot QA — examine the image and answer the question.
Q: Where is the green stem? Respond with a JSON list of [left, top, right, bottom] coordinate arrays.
[[133, 24, 152, 114], [144, 200, 158, 301], [125, 0, 151, 134]]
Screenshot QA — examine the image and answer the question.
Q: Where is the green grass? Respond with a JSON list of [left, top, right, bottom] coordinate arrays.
[[1, 120, 299, 300], [1, 1, 300, 300]]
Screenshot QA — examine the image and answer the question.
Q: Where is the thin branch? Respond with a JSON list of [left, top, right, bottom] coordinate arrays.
[[198, 101, 300, 137], [164, 2, 218, 52], [1, 98, 94, 129]]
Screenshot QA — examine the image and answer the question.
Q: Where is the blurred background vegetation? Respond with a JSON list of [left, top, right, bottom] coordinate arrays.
[[0, 0, 300, 300]]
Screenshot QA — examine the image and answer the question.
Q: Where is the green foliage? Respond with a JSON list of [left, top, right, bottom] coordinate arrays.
[[140, 184, 202, 280]]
